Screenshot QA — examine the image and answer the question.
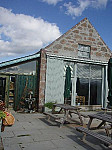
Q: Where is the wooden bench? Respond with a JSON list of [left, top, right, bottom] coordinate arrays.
[[76, 126, 112, 147], [43, 112, 65, 127]]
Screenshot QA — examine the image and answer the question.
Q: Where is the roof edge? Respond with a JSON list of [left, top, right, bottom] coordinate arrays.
[[0, 51, 40, 70]]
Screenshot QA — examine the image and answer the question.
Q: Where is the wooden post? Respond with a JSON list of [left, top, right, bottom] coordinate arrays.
[[87, 117, 93, 129]]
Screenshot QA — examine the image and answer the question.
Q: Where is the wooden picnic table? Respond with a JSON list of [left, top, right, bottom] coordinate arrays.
[[76, 112, 112, 147], [88, 112, 112, 128], [87, 112, 112, 136], [52, 104, 83, 125]]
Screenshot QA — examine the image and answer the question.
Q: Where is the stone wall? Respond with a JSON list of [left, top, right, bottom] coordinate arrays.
[[38, 49, 47, 112], [45, 18, 111, 62]]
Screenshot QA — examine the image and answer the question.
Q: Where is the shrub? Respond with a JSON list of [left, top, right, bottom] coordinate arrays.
[[44, 102, 56, 109]]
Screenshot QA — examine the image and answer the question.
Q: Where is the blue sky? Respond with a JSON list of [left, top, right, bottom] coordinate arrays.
[[0, 0, 112, 62]]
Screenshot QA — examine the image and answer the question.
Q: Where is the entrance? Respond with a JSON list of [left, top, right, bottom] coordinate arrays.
[[0, 77, 6, 102], [76, 63, 103, 106], [0, 75, 9, 108]]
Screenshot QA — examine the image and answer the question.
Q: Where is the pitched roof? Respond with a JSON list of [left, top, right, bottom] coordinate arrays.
[[45, 18, 111, 52], [44, 18, 111, 62], [0, 52, 40, 70]]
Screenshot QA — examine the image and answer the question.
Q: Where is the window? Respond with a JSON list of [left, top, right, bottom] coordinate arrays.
[[78, 44, 90, 58], [0, 61, 37, 75], [76, 63, 103, 105]]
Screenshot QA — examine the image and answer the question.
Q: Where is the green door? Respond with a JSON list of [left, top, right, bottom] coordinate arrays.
[[14, 74, 37, 111]]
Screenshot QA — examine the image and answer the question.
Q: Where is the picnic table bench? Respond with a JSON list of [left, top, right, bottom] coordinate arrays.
[[76, 126, 112, 147], [87, 112, 112, 136], [76, 112, 112, 147], [88, 112, 112, 128], [52, 104, 83, 125], [43, 112, 65, 127], [44, 104, 83, 127]]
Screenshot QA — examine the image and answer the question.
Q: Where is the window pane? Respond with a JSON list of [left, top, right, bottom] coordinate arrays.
[[91, 65, 102, 79], [77, 63, 90, 78], [0, 61, 36, 75], [78, 44, 83, 50], [82, 51, 90, 58], [78, 51, 83, 57], [76, 78, 89, 105], [90, 79, 102, 105], [83, 46, 90, 52], [78, 44, 90, 58]]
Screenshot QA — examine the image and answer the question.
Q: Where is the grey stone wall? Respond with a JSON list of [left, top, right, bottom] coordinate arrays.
[[45, 18, 111, 62]]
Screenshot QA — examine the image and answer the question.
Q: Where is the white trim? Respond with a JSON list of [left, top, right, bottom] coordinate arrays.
[[46, 54, 108, 66], [101, 67, 104, 107], [105, 65, 108, 108], [88, 66, 91, 105], [71, 63, 77, 106]]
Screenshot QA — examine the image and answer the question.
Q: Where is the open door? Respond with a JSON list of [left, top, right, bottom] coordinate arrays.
[[0, 75, 9, 108]]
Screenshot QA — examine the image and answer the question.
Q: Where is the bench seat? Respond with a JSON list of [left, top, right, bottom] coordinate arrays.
[[69, 111, 88, 118], [43, 112, 65, 127], [76, 126, 112, 146]]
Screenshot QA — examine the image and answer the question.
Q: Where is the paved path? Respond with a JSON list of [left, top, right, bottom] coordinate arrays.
[[1, 111, 110, 150]]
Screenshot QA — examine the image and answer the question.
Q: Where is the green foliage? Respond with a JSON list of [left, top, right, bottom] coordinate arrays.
[[44, 102, 56, 109], [0, 111, 6, 120]]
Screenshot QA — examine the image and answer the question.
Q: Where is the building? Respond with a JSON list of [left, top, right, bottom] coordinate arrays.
[[0, 18, 111, 111]]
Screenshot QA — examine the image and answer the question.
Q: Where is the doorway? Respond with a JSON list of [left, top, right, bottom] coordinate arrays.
[[0, 77, 6, 102], [76, 63, 103, 106], [0, 75, 9, 108]]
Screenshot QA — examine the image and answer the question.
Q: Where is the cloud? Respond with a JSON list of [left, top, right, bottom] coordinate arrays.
[[63, 0, 109, 18], [64, 1, 90, 17], [42, 0, 63, 5], [0, 7, 61, 57], [91, 0, 108, 8]]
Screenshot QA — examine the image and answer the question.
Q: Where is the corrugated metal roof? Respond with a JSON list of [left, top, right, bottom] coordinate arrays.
[[0, 53, 40, 70]]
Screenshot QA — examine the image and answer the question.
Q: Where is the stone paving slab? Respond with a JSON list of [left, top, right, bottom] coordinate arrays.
[[0, 138, 4, 150], [1, 110, 112, 150]]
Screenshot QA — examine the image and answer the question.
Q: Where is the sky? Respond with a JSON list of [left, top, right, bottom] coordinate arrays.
[[0, 0, 112, 63]]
